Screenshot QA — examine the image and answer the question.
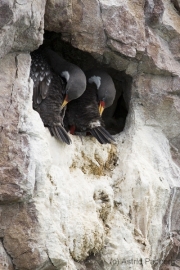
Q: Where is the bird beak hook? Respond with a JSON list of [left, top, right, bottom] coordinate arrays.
[[99, 101, 105, 116], [61, 95, 68, 110]]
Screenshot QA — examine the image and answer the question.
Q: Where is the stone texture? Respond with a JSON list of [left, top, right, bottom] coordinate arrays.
[[0, 241, 14, 270], [133, 74, 180, 152], [0, 0, 46, 59], [101, 0, 146, 56], [144, 0, 164, 27], [0, 53, 33, 202], [45, 0, 180, 76], [0, 0, 180, 270], [45, 0, 106, 54]]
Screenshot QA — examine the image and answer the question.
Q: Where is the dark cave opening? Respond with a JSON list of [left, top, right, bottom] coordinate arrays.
[[35, 31, 132, 135]]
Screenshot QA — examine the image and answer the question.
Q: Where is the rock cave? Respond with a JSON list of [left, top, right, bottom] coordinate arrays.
[[0, 1, 180, 270], [36, 31, 130, 137]]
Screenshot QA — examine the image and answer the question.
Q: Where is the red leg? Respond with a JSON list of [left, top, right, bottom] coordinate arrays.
[[70, 125, 76, 135]]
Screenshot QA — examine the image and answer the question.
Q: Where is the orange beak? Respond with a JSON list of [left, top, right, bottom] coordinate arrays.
[[61, 95, 68, 110], [99, 101, 105, 116]]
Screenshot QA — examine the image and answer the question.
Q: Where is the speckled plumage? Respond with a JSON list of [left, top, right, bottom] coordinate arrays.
[[30, 51, 71, 145]]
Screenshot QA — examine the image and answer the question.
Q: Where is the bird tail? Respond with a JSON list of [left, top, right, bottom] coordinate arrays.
[[48, 125, 72, 145], [89, 126, 115, 144]]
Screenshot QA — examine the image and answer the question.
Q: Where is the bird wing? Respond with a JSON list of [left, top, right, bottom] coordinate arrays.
[[30, 52, 52, 109], [30, 54, 71, 145]]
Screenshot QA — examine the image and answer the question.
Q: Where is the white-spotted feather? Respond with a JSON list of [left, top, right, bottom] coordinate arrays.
[[89, 120, 101, 128]]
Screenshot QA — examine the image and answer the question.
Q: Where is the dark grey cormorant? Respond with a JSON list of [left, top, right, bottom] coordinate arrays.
[[30, 49, 86, 144], [64, 69, 116, 144]]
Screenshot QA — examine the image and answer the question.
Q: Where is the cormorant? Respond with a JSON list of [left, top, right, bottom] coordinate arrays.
[[86, 69, 116, 116], [30, 49, 86, 144], [64, 69, 116, 144]]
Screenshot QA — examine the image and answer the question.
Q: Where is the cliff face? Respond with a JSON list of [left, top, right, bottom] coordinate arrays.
[[0, 1, 180, 270]]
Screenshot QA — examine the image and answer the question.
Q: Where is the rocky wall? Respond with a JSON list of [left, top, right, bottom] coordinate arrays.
[[0, 0, 180, 270]]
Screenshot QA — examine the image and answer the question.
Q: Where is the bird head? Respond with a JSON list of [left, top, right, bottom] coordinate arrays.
[[61, 68, 86, 109], [41, 49, 86, 110], [86, 70, 116, 116]]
